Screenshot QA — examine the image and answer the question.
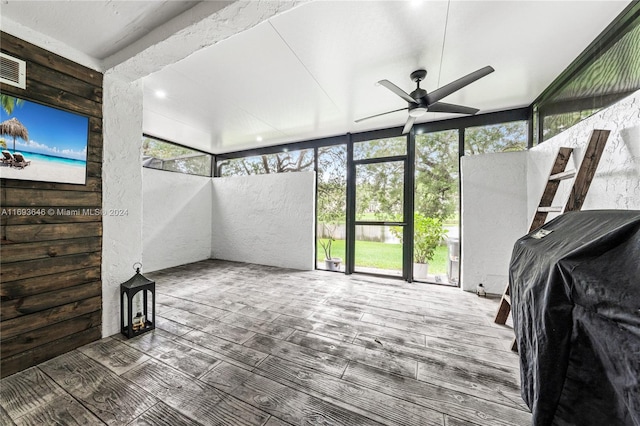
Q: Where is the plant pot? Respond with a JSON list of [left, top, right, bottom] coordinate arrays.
[[413, 262, 429, 279], [325, 258, 342, 272]]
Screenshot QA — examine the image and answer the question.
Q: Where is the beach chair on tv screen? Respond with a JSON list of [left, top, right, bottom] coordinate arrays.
[[12, 152, 31, 169], [1, 150, 14, 166]]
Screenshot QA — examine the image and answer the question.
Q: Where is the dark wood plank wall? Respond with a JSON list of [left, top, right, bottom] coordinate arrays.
[[0, 31, 103, 378]]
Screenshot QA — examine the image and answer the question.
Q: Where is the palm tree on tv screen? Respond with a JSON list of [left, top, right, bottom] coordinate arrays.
[[1, 95, 28, 153], [1, 95, 24, 115], [0, 117, 29, 153]]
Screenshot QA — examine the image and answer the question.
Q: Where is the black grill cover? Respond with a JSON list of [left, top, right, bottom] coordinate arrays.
[[510, 210, 640, 426]]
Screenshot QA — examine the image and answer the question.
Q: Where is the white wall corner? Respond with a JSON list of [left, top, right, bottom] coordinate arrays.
[[211, 171, 316, 270], [101, 73, 144, 337], [528, 89, 640, 215], [461, 90, 640, 296]]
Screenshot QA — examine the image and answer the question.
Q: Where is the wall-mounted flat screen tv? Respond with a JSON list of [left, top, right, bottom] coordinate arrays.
[[0, 95, 89, 185]]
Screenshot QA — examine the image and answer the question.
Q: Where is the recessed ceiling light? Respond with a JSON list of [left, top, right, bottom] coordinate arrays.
[[155, 90, 167, 99], [256, 136, 263, 142]]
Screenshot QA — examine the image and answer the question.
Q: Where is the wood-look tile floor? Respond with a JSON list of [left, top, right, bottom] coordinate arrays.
[[0, 260, 531, 425]]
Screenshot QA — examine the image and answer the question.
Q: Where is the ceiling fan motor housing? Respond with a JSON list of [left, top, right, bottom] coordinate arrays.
[[410, 88, 428, 102], [409, 86, 428, 117], [410, 69, 427, 83], [409, 69, 429, 115]]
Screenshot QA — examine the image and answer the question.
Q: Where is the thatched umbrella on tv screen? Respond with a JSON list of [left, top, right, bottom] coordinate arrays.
[[0, 117, 29, 153]]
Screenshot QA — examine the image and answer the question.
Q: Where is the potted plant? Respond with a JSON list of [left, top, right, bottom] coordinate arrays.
[[412, 213, 447, 279], [319, 222, 342, 271]]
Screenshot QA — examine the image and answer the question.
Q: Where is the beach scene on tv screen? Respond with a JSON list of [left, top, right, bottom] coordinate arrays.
[[0, 95, 88, 185]]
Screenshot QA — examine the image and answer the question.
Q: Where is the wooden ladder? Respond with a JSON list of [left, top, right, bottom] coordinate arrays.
[[494, 129, 611, 338]]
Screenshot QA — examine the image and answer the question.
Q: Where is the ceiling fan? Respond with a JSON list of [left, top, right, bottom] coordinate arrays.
[[356, 66, 495, 134]]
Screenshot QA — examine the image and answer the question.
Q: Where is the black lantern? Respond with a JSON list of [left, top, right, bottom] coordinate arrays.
[[120, 262, 155, 338]]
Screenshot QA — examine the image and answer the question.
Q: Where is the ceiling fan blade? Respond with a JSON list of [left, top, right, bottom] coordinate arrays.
[[402, 116, 416, 134], [355, 107, 408, 123], [428, 102, 479, 115], [426, 65, 494, 105], [378, 80, 418, 104]]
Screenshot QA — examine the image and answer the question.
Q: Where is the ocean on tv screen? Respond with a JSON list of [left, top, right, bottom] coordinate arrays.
[[9, 151, 86, 167]]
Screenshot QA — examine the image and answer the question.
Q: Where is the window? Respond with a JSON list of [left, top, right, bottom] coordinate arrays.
[[415, 130, 459, 221], [415, 130, 459, 284], [464, 121, 528, 156], [218, 148, 314, 177], [316, 145, 347, 271], [353, 136, 406, 160], [142, 136, 212, 177]]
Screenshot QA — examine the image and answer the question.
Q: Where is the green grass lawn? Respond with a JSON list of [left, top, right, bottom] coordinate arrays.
[[317, 239, 449, 274]]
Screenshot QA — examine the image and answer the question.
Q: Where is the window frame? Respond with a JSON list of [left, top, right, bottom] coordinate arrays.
[[142, 133, 214, 177]]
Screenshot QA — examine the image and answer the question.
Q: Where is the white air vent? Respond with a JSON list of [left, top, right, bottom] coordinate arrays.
[[0, 52, 26, 89]]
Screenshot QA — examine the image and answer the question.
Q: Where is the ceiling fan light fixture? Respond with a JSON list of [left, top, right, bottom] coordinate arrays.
[[356, 66, 493, 129], [408, 107, 427, 117]]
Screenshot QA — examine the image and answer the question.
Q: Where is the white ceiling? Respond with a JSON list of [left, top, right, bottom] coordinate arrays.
[[0, 1, 632, 154], [1, 1, 200, 60]]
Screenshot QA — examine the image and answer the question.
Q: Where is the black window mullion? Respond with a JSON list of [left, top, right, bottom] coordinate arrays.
[[355, 221, 406, 226], [313, 146, 319, 271], [457, 127, 464, 289], [352, 155, 407, 165], [527, 106, 534, 149], [345, 134, 355, 275], [405, 130, 415, 282]]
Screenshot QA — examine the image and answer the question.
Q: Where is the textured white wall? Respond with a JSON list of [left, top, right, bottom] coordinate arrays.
[[102, 75, 144, 337], [461, 151, 529, 294], [142, 168, 212, 272], [211, 171, 315, 270], [461, 90, 640, 295], [528, 89, 640, 218]]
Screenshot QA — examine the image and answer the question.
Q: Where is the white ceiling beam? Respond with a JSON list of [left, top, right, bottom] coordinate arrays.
[[108, 0, 309, 81]]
